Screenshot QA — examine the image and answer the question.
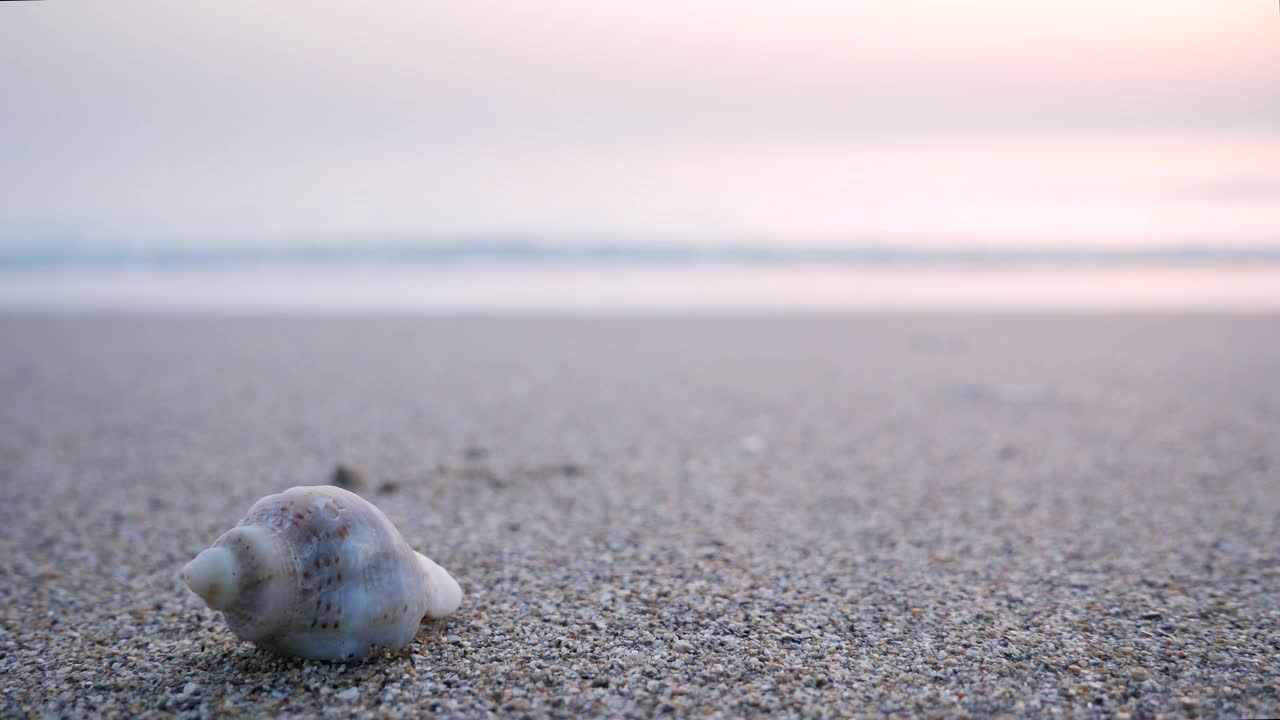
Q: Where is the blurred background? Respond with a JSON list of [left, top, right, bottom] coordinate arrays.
[[2, 0, 1278, 311]]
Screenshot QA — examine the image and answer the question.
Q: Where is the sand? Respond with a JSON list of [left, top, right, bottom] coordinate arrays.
[[1, 315, 1277, 718]]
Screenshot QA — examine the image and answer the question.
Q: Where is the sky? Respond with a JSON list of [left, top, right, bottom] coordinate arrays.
[[1, 1, 1277, 247]]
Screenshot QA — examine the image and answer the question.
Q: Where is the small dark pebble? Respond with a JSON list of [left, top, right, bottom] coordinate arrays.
[[332, 463, 368, 490], [378, 480, 400, 494]]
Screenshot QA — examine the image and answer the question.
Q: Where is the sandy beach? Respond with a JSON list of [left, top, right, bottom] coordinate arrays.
[[2, 314, 1277, 718]]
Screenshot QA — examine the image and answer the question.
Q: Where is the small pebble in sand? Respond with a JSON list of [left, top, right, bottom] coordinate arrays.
[[332, 463, 368, 490]]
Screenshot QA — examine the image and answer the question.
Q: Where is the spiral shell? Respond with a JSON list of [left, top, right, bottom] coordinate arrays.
[[182, 485, 462, 661]]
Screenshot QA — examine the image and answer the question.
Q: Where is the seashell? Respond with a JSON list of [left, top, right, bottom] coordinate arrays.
[[182, 485, 462, 661]]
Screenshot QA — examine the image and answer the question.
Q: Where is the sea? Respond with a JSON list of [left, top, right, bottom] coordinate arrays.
[[3, 135, 1278, 312], [2, 242, 1279, 312]]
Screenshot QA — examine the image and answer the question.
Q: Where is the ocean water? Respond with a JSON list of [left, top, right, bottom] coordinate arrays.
[[3, 134, 1277, 311], [4, 261, 1280, 312]]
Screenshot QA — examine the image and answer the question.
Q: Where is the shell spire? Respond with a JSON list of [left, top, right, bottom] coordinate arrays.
[[182, 485, 463, 661], [183, 546, 237, 610]]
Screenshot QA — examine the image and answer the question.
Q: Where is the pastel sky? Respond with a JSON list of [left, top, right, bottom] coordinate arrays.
[[2, 1, 1277, 245]]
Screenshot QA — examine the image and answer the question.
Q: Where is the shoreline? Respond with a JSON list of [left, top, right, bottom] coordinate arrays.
[[5, 264, 1280, 313]]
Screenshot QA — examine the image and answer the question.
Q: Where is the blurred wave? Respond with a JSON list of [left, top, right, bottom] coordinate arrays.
[[4, 239, 1280, 272]]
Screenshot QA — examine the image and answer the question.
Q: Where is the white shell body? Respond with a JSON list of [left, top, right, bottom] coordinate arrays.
[[182, 485, 462, 661]]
